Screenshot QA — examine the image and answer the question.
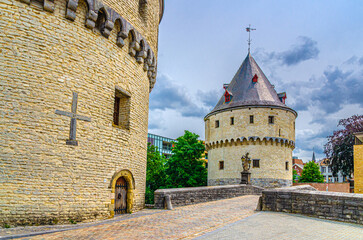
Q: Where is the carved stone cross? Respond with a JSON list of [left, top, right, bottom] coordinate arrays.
[[55, 92, 91, 146]]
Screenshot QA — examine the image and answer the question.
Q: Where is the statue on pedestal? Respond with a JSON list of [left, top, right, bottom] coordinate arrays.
[[240, 152, 251, 184]]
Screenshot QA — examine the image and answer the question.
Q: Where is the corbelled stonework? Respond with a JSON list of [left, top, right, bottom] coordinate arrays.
[[18, 0, 160, 91], [0, 0, 163, 226]]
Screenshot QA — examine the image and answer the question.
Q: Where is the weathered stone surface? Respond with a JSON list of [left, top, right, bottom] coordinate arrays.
[[205, 107, 296, 189], [354, 144, 363, 193], [154, 184, 264, 209], [261, 185, 363, 224], [0, 0, 162, 226]]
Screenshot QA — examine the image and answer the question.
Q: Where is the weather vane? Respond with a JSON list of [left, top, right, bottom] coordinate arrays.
[[246, 24, 256, 53]]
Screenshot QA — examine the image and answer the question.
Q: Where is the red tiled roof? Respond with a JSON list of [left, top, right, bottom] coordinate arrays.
[[293, 158, 303, 165]]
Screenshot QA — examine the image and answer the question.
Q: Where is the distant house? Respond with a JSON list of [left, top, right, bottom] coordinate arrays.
[[317, 158, 345, 183], [147, 133, 176, 159], [292, 157, 304, 178]]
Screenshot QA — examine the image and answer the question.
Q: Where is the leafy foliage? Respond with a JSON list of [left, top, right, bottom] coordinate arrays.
[[324, 115, 363, 178], [292, 169, 299, 183], [165, 130, 207, 188], [145, 143, 167, 204], [298, 161, 324, 183]]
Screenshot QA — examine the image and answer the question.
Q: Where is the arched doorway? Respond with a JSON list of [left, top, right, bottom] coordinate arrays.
[[110, 169, 135, 216], [114, 177, 128, 214]]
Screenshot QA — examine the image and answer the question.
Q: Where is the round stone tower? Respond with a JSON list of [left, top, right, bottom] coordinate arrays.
[[0, 0, 164, 225], [205, 53, 297, 188]]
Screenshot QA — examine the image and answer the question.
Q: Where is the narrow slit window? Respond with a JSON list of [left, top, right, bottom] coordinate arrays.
[[215, 120, 219, 128], [285, 161, 289, 170], [230, 117, 234, 125], [113, 87, 131, 130], [268, 116, 274, 124], [250, 115, 254, 124], [219, 161, 224, 170]]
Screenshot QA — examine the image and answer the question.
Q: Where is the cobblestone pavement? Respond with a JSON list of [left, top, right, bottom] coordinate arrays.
[[196, 211, 363, 240], [2, 195, 362, 240], [3, 195, 259, 240]]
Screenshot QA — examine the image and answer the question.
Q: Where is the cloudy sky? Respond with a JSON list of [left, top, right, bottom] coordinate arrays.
[[148, 0, 363, 162]]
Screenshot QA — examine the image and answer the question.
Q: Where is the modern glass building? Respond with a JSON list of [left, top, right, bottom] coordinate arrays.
[[147, 133, 176, 159]]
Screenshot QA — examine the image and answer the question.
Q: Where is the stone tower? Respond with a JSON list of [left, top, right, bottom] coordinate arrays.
[[205, 53, 297, 188], [0, 0, 164, 225]]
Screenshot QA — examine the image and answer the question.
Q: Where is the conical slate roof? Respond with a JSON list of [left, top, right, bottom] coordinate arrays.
[[206, 53, 296, 117]]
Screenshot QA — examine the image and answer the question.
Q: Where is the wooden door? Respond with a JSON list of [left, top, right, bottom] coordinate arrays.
[[115, 177, 128, 214]]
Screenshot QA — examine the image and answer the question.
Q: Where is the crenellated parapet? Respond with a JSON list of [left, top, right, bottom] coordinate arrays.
[[18, 0, 158, 92], [205, 136, 295, 150]]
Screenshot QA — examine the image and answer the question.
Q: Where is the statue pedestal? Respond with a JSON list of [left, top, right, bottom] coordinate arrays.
[[240, 171, 251, 185]]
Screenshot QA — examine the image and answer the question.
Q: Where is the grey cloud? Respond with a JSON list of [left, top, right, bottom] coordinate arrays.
[[345, 56, 358, 65], [148, 122, 161, 130], [197, 89, 223, 110], [150, 74, 208, 118], [254, 36, 319, 66], [359, 56, 363, 65], [279, 37, 319, 66], [311, 66, 363, 114]]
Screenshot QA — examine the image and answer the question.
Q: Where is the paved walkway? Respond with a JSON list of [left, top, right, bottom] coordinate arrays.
[[1, 195, 259, 240], [196, 212, 363, 240], [1, 195, 362, 240]]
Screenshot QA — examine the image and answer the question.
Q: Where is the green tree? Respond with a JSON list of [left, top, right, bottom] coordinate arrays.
[[145, 143, 167, 204], [324, 115, 363, 178], [298, 161, 324, 183], [292, 169, 299, 183], [165, 130, 207, 188]]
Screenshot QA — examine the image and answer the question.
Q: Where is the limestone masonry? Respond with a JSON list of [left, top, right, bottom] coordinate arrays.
[[205, 53, 297, 188], [0, 0, 164, 226], [261, 185, 363, 224], [354, 132, 363, 193]]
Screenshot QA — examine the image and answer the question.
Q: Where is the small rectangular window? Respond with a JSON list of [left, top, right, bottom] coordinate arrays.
[[230, 117, 234, 125], [219, 161, 224, 170], [215, 120, 219, 128], [285, 161, 289, 170], [253, 159, 260, 168], [268, 116, 274, 124], [113, 87, 131, 129], [279, 129, 281, 136], [250, 115, 254, 124]]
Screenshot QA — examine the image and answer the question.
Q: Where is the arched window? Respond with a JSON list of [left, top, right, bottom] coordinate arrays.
[[95, 9, 107, 33]]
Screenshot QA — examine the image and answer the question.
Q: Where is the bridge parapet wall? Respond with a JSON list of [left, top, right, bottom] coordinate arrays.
[[261, 185, 363, 224], [154, 184, 263, 209]]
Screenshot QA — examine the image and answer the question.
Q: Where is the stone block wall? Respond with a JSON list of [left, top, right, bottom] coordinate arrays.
[[354, 145, 363, 193], [261, 185, 363, 224], [293, 182, 350, 193], [205, 107, 296, 188], [0, 0, 162, 226], [154, 184, 264, 209]]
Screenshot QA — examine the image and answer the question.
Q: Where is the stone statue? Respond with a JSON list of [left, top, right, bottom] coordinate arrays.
[[240, 152, 251, 184], [241, 152, 251, 172]]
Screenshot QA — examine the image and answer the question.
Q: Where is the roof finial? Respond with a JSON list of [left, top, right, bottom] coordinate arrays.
[[246, 24, 256, 53]]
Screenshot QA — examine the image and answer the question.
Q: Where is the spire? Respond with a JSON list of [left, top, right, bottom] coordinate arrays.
[[206, 53, 296, 117], [312, 151, 316, 163]]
